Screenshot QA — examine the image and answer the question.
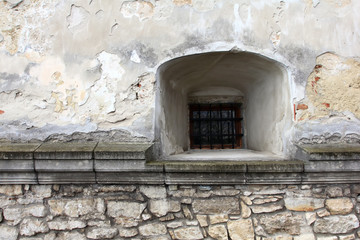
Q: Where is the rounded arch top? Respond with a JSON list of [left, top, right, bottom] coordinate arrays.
[[157, 50, 288, 96]]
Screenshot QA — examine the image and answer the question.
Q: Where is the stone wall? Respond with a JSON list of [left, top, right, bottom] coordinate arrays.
[[0, 184, 359, 240]]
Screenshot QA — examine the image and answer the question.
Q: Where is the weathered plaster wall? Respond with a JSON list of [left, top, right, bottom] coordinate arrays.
[[0, 0, 360, 156]]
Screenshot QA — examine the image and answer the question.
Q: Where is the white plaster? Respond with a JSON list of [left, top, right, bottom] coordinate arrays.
[[192, 0, 216, 12], [66, 5, 90, 32], [130, 50, 141, 63], [313, 0, 320, 8], [120, 1, 154, 21], [97, 52, 124, 79], [153, 0, 174, 20]]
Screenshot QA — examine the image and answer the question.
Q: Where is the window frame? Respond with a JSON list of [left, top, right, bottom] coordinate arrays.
[[189, 103, 243, 150]]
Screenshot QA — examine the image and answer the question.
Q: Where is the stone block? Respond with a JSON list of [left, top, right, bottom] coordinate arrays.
[[165, 172, 246, 185], [49, 198, 104, 218], [246, 173, 302, 184], [149, 199, 181, 217], [0, 143, 40, 160], [173, 226, 203, 240], [0, 225, 18, 240], [34, 142, 96, 160], [19, 218, 49, 236], [208, 224, 228, 240], [250, 202, 283, 213], [284, 197, 324, 211], [138, 222, 167, 236], [209, 214, 228, 224], [314, 215, 359, 234], [107, 201, 146, 219], [94, 159, 162, 172], [96, 172, 165, 184], [35, 159, 93, 172], [56, 231, 86, 240], [303, 172, 360, 184], [94, 142, 152, 160], [325, 198, 353, 214], [228, 219, 254, 240], [0, 173, 37, 184], [48, 219, 86, 230], [37, 172, 96, 184], [299, 143, 360, 160], [247, 161, 303, 172], [0, 159, 34, 172], [192, 197, 240, 214], [86, 227, 118, 239], [164, 161, 246, 173], [305, 160, 360, 172], [139, 185, 167, 198], [259, 212, 303, 235], [118, 227, 138, 237]]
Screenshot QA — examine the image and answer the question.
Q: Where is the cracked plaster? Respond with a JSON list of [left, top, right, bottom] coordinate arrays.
[[0, 0, 359, 154]]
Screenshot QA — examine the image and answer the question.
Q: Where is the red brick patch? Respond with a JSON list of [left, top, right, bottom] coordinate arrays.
[[297, 104, 308, 110], [322, 103, 330, 108]]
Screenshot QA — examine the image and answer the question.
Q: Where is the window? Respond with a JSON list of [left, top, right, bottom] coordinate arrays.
[[189, 103, 243, 149], [156, 51, 291, 157]]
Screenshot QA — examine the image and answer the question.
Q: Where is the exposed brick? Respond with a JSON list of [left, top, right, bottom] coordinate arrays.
[[297, 104, 308, 110]]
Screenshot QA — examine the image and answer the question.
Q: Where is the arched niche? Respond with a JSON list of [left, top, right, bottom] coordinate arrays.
[[155, 51, 291, 157]]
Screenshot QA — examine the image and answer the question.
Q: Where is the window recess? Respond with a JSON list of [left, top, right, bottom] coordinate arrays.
[[189, 103, 243, 149]]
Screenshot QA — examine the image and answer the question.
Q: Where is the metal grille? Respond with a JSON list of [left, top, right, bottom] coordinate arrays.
[[189, 103, 243, 149]]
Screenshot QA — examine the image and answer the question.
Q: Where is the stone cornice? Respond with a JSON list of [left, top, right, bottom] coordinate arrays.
[[0, 142, 359, 184]]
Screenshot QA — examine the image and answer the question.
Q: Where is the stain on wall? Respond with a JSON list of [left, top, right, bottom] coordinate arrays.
[[297, 53, 360, 121]]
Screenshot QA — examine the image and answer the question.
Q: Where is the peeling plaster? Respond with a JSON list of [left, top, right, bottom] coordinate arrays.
[[130, 50, 141, 63], [120, 1, 155, 21], [4, 0, 23, 8], [298, 53, 360, 121], [0, 0, 359, 152], [66, 5, 90, 33]]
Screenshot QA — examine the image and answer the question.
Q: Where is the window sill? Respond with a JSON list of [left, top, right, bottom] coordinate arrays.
[[164, 149, 287, 161]]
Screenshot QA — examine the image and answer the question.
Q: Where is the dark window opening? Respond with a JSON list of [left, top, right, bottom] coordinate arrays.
[[189, 103, 243, 149]]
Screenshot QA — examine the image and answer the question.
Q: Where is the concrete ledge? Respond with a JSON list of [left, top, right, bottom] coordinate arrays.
[[165, 172, 246, 185], [0, 173, 37, 184], [94, 143, 152, 160], [302, 172, 360, 184], [96, 172, 165, 184], [34, 142, 97, 160], [35, 159, 94, 172], [298, 143, 360, 160], [38, 172, 96, 184], [305, 160, 360, 172], [95, 159, 163, 172], [0, 143, 40, 160], [0, 142, 359, 184], [162, 161, 247, 173]]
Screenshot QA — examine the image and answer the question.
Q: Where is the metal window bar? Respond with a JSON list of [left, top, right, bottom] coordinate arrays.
[[198, 104, 201, 149], [231, 103, 235, 149], [190, 103, 243, 149]]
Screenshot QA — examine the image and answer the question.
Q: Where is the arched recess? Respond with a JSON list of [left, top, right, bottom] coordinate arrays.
[[155, 51, 291, 157]]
